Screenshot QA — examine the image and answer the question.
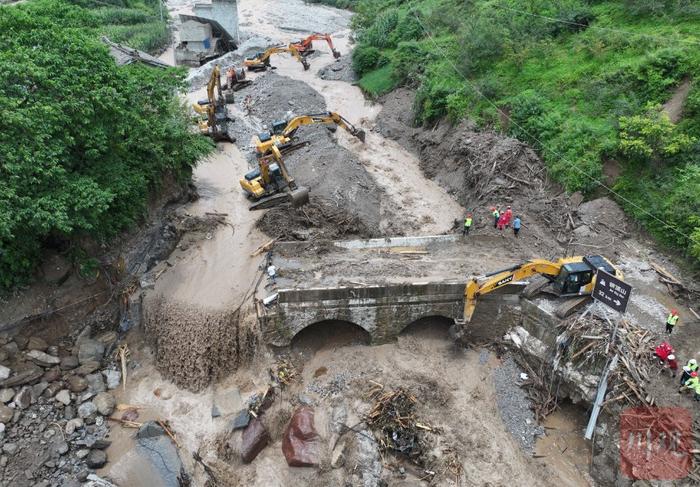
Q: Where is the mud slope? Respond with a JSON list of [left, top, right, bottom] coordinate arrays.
[[230, 73, 385, 239]]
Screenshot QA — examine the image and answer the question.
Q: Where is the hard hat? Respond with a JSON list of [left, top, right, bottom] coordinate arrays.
[[690, 359, 697, 365], [692, 372, 698, 377], [507, 205, 511, 209], [668, 354, 675, 360], [490, 207, 496, 211], [672, 309, 678, 315]]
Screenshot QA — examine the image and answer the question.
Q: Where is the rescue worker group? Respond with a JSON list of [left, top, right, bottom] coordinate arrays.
[[653, 310, 699, 399], [462, 205, 522, 237]]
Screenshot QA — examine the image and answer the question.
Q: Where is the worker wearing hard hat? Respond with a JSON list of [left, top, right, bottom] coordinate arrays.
[[666, 309, 680, 334], [679, 371, 699, 396], [680, 358, 698, 385], [666, 354, 678, 378]]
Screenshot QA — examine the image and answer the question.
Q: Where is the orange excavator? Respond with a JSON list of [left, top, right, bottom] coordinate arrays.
[[291, 33, 341, 59], [244, 45, 309, 72]]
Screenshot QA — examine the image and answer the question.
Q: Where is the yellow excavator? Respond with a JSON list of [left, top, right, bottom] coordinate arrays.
[[243, 45, 310, 72], [461, 255, 623, 323], [239, 145, 310, 210], [254, 112, 366, 157], [192, 65, 234, 142]]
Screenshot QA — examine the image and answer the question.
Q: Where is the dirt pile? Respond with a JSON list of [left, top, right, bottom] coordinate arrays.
[[143, 299, 258, 391], [230, 72, 382, 240], [317, 54, 357, 83]]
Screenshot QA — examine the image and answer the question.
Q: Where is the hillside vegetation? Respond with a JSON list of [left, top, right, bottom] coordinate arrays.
[[71, 0, 171, 53], [0, 0, 212, 288], [319, 0, 700, 262]]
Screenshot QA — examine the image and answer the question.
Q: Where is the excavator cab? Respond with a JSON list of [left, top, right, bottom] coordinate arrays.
[[551, 263, 594, 295], [271, 120, 288, 135]]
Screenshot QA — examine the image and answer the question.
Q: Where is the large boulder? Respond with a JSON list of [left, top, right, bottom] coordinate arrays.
[[0, 365, 10, 381], [77, 340, 104, 365], [241, 418, 269, 463], [94, 392, 116, 416], [14, 386, 31, 409], [136, 422, 188, 486], [282, 406, 320, 467], [26, 350, 60, 367], [26, 336, 48, 352], [0, 404, 13, 423]]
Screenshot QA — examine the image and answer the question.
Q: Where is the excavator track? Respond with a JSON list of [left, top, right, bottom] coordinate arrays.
[[555, 296, 592, 319], [521, 275, 550, 298]]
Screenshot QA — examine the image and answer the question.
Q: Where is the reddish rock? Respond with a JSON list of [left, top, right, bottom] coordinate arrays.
[[66, 375, 88, 393], [241, 418, 269, 463], [282, 407, 320, 467]]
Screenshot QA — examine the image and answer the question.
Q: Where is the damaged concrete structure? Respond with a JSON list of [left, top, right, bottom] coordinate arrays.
[[175, 0, 239, 66]]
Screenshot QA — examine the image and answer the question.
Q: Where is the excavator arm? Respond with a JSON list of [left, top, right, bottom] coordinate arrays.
[[293, 33, 341, 59], [281, 112, 366, 141], [255, 112, 366, 155], [244, 46, 310, 71], [463, 259, 563, 322]]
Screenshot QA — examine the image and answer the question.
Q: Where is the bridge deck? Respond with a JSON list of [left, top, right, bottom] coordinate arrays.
[[271, 234, 523, 290]]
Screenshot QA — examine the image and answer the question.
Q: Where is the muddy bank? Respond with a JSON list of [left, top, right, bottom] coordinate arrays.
[[143, 298, 259, 391], [229, 72, 383, 240]]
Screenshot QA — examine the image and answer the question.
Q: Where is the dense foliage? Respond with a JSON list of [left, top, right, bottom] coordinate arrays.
[[340, 0, 700, 262], [0, 0, 212, 288]]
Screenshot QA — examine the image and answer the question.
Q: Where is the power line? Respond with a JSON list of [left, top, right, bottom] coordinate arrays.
[[489, 3, 700, 47], [411, 11, 699, 246]]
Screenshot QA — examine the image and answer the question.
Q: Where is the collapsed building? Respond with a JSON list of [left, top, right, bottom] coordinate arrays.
[[175, 0, 239, 66]]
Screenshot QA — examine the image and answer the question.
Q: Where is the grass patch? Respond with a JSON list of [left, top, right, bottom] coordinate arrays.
[[359, 64, 398, 97]]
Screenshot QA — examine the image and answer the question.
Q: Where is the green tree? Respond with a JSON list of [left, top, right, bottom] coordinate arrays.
[[0, 0, 212, 288]]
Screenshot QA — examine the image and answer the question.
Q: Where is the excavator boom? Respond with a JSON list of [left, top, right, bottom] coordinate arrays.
[[255, 111, 366, 155], [292, 33, 341, 59], [243, 45, 310, 71]]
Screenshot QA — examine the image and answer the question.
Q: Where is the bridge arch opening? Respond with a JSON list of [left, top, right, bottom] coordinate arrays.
[[399, 316, 454, 340], [291, 320, 370, 354]]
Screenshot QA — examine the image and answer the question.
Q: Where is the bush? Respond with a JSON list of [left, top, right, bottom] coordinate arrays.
[[352, 45, 383, 76], [618, 106, 696, 163], [358, 8, 400, 48], [508, 90, 563, 149], [392, 40, 431, 86]]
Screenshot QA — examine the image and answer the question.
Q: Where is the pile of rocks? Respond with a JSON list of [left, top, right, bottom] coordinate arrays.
[[0, 330, 122, 486]]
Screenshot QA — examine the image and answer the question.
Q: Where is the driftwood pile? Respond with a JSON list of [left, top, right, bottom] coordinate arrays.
[[365, 385, 437, 465], [558, 311, 657, 407]]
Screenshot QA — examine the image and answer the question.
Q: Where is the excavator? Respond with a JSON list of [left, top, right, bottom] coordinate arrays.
[[224, 66, 252, 92], [460, 255, 624, 323], [239, 145, 310, 210], [243, 45, 310, 72], [254, 112, 366, 157], [290, 33, 341, 59], [192, 65, 234, 142]]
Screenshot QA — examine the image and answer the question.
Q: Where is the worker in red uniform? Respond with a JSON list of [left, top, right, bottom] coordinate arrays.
[[497, 212, 508, 231], [666, 354, 678, 378], [653, 341, 674, 365], [503, 206, 513, 228]]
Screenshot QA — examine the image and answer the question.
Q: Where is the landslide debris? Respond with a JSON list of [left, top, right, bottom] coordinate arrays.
[[232, 72, 382, 240]]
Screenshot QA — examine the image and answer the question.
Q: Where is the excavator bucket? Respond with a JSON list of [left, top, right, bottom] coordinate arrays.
[[332, 49, 341, 59], [289, 186, 310, 208], [354, 129, 366, 143]]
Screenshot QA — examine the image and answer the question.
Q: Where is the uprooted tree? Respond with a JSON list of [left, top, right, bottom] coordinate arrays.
[[0, 0, 213, 288]]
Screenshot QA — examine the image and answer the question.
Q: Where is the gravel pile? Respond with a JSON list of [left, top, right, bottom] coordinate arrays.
[[492, 356, 544, 453], [317, 55, 357, 83], [0, 329, 122, 486], [305, 371, 354, 398]]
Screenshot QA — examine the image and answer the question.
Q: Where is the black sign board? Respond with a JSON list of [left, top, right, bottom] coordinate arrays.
[[593, 269, 632, 313]]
